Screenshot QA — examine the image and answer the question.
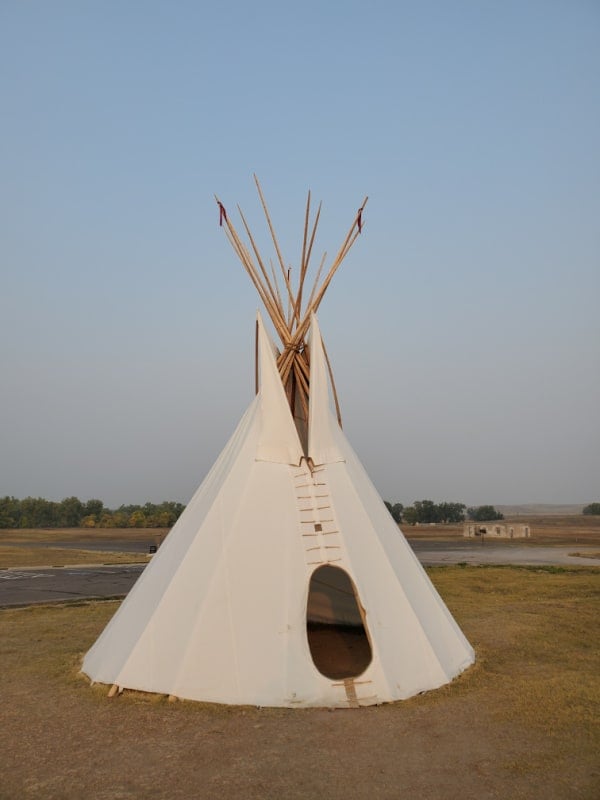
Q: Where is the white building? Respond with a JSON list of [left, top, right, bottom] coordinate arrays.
[[463, 524, 531, 539]]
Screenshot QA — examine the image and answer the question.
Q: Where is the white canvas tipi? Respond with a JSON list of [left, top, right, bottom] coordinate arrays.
[[82, 180, 474, 708]]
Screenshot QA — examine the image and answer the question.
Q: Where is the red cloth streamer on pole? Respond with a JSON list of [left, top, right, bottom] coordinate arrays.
[[357, 208, 362, 233], [218, 201, 227, 227]]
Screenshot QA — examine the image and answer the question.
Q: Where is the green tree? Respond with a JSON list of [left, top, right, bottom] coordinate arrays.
[[19, 497, 59, 528], [413, 500, 440, 524], [143, 502, 158, 521], [0, 496, 21, 528], [155, 510, 175, 527], [438, 502, 466, 523], [83, 499, 104, 523], [111, 511, 129, 528], [117, 504, 140, 518], [582, 503, 600, 516], [467, 505, 504, 521], [0, 497, 186, 530], [403, 506, 418, 525], [384, 501, 404, 524], [129, 510, 147, 528], [157, 501, 185, 525], [58, 496, 83, 527]]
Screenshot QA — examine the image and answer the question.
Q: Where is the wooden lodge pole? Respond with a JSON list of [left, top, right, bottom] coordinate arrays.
[[253, 175, 300, 328], [217, 179, 366, 418]]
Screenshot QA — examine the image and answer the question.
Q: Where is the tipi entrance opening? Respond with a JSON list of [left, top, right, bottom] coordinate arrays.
[[306, 565, 372, 680]]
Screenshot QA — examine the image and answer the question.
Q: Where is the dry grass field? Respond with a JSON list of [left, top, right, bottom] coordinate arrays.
[[405, 514, 600, 545], [0, 528, 166, 569], [1, 564, 598, 800], [0, 546, 148, 569], [0, 528, 166, 543]]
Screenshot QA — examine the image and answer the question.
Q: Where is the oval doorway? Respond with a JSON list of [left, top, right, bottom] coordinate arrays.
[[306, 565, 372, 680]]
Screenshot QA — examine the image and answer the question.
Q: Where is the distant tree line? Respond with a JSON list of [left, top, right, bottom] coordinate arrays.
[[466, 505, 504, 522], [583, 503, 600, 516], [0, 496, 185, 529], [10, 493, 589, 529], [385, 500, 504, 525]]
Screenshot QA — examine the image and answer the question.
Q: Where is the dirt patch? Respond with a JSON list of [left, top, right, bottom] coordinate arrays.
[[0, 566, 598, 800]]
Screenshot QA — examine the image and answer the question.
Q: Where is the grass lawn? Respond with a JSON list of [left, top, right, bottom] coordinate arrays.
[[0, 565, 598, 799]]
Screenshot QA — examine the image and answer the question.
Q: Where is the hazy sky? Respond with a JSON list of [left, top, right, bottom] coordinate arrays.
[[1, 1, 599, 508]]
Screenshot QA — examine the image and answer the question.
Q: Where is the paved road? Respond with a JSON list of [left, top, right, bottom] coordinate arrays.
[[0, 543, 597, 608], [0, 564, 145, 607]]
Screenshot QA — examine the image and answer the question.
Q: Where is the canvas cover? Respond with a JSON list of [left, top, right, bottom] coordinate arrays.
[[82, 314, 474, 707]]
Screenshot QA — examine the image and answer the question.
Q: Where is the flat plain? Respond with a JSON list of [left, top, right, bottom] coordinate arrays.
[[0, 517, 599, 799], [2, 515, 600, 570]]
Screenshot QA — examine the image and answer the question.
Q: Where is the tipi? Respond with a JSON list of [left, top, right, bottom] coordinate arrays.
[[82, 178, 474, 708]]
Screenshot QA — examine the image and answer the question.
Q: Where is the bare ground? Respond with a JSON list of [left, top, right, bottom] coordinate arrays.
[[1, 566, 598, 800]]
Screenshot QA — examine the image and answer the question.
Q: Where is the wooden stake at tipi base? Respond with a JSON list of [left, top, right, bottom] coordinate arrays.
[[81, 178, 474, 709]]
